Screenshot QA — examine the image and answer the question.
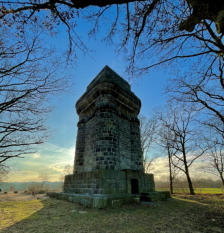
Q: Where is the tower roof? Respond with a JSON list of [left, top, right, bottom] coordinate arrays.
[[76, 65, 141, 115], [87, 65, 131, 91]]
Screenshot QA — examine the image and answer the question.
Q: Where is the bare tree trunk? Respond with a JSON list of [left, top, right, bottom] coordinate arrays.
[[168, 149, 174, 194], [183, 147, 195, 195], [185, 169, 195, 195]]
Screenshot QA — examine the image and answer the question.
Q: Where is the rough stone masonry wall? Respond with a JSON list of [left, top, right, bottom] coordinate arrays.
[[64, 170, 127, 194], [64, 170, 155, 195], [58, 66, 161, 206], [73, 121, 85, 173], [74, 96, 120, 172], [65, 66, 156, 197], [74, 82, 143, 173], [125, 171, 155, 193]]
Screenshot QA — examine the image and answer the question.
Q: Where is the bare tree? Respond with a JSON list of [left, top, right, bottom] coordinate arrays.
[[166, 145, 177, 194], [157, 121, 179, 194], [205, 138, 224, 188], [0, 24, 63, 168], [168, 58, 224, 140], [0, 1, 223, 63], [1, 1, 223, 33], [139, 114, 157, 173], [160, 105, 207, 195], [1, 1, 222, 120]]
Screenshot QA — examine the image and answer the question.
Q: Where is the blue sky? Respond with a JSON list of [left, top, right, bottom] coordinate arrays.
[[43, 11, 170, 149], [4, 7, 175, 182], [47, 64, 168, 148]]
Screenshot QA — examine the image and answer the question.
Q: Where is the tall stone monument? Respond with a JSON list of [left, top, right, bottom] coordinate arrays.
[[50, 66, 169, 208]]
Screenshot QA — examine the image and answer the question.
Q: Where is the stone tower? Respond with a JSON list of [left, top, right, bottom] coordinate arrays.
[[74, 65, 143, 173], [62, 66, 156, 208]]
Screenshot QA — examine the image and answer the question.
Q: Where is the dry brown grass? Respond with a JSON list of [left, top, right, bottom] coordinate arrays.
[[0, 193, 224, 233]]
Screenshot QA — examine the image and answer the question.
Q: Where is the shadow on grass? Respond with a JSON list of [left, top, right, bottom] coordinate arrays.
[[1, 195, 224, 233]]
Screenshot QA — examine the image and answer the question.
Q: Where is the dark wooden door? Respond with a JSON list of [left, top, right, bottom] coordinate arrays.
[[131, 179, 139, 194]]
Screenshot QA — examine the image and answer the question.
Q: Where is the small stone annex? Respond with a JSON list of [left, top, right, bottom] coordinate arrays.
[[49, 66, 169, 208]]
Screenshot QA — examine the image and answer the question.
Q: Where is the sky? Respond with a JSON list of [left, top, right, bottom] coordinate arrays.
[[3, 6, 218, 183]]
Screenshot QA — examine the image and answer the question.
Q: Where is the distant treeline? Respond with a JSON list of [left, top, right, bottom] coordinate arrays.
[[1, 179, 222, 193], [0, 181, 63, 192], [156, 178, 222, 189]]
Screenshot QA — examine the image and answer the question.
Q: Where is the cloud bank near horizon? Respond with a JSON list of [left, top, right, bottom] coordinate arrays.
[[6, 143, 75, 182], [150, 156, 219, 182], [4, 144, 220, 183]]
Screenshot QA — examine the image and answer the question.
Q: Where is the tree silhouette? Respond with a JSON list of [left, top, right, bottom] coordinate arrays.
[[0, 25, 63, 168]]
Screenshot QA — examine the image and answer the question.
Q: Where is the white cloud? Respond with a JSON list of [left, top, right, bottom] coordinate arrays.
[[31, 153, 41, 159], [49, 162, 73, 173], [6, 142, 220, 183], [149, 156, 219, 182], [5, 143, 75, 182], [150, 157, 169, 178]]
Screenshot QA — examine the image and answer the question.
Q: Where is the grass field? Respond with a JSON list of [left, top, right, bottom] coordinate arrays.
[[0, 191, 224, 233], [156, 187, 224, 194]]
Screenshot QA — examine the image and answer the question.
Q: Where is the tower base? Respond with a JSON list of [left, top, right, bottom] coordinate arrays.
[[48, 169, 170, 208], [48, 191, 170, 208]]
